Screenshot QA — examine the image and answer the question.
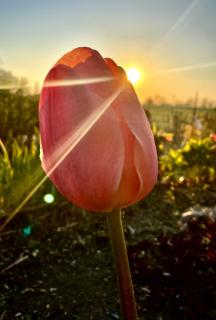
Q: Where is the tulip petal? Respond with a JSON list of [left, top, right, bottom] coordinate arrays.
[[56, 47, 104, 71], [56, 47, 115, 99], [119, 89, 158, 200], [113, 123, 140, 208], [40, 62, 124, 211], [104, 58, 144, 207], [50, 102, 124, 211], [134, 139, 158, 201], [104, 58, 158, 201]]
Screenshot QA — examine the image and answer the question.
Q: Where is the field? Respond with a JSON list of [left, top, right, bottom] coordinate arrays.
[[0, 89, 216, 319]]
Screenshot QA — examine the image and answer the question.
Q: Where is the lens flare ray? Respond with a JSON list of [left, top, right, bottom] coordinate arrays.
[[149, 0, 200, 58], [148, 61, 216, 77], [43, 76, 114, 88], [0, 76, 114, 91], [0, 87, 122, 231]]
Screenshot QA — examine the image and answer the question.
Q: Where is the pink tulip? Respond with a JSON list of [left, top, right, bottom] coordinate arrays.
[[39, 47, 158, 212]]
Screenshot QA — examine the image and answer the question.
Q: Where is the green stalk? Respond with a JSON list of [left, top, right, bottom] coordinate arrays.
[[107, 209, 138, 320]]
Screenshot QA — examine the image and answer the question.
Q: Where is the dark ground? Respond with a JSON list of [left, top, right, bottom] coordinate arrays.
[[1, 201, 216, 320]]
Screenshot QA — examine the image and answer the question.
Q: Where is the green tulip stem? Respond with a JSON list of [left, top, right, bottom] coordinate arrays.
[[107, 209, 138, 320]]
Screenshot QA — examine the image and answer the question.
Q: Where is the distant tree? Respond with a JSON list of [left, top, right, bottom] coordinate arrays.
[[0, 68, 29, 92], [0, 69, 18, 87]]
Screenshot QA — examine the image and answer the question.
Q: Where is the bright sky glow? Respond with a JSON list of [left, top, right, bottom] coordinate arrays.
[[1, 0, 216, 101], [126, 68, 141, 84]]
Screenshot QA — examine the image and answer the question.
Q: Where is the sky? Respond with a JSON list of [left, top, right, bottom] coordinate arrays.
[[0, 0, 216, 102]]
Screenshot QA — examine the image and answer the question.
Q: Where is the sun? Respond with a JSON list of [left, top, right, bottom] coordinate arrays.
[[126, 67, 141, 84]]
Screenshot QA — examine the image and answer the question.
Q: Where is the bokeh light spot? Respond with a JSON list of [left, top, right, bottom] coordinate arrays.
[[43, 193, 55, 204]]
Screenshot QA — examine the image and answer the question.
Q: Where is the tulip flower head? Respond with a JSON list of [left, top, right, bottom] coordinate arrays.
[[39, 47, 158, 212]]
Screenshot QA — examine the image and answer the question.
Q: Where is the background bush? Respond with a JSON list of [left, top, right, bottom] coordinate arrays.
[[0, 89, 38, 143], [0, 89, 215, 225]]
